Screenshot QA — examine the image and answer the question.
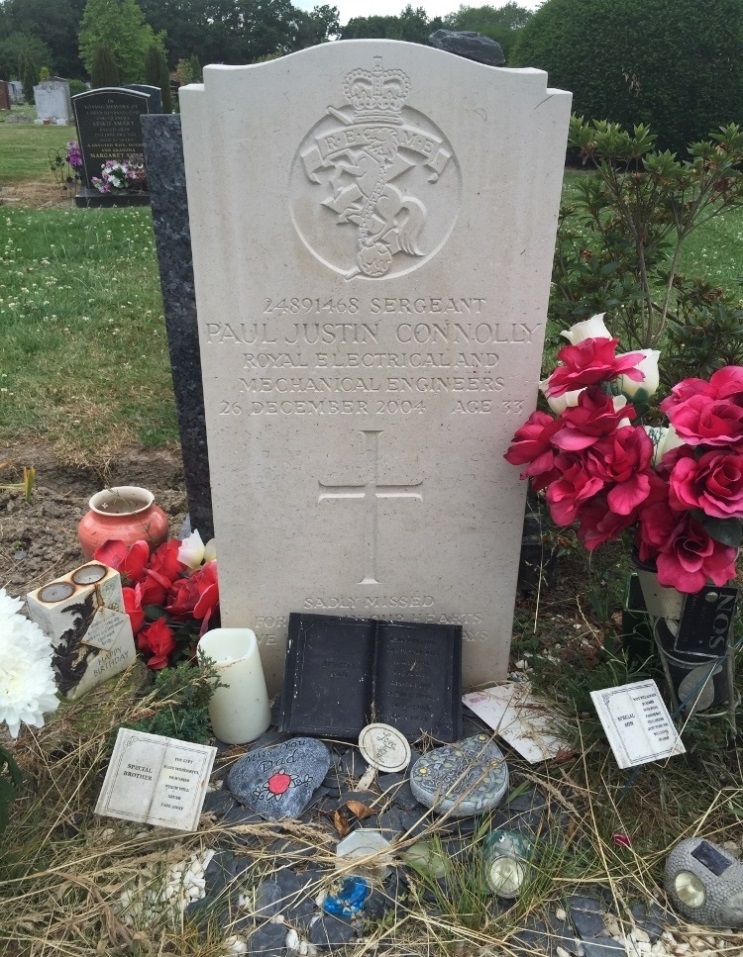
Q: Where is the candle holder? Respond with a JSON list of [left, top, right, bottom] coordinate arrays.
[[197, 628, 271, 744]]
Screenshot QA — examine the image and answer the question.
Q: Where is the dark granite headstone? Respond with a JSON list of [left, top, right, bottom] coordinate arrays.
[[72, 87, 150, 207], [141, 114, 213, 540], [0, 81, 11, 112], [428, 30, 506, 67], [279, 613, 462, 741], [226, 737, 331, 821], [124, 84, 163, 114]]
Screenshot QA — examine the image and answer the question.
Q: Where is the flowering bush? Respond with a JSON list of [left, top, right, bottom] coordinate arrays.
[[0, 588, 59, 737], [91, 157, 146, 194], [505, 314, 743, 593], [66, 140, 83, 170], [94, 531, 219, 669]]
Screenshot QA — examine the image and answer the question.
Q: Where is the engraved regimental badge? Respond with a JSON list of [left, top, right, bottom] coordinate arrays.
[[290, 57, 461, 280]]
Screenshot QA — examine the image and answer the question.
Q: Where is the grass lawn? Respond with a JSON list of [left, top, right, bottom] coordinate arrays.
[[0, 113, 75, 184]]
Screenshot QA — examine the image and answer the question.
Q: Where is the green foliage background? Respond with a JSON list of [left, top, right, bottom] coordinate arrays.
[[511, 0, 743, 155]]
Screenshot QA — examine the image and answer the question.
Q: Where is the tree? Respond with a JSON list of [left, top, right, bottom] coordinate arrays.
[[90, 43, 120, 86], [340, 5, 443, 43], [79, 0, 165, 84], [144, 42, 172, 112], [20, 46, 38, 102], [443, 4, 533, 60], [511, 0, 743, 155], [0, 31, 53, 83], [0, 0, 88, 79]]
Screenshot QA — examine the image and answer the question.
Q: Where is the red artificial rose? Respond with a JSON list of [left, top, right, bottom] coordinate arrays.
[[708, 366, 743, 401], [545, 454, 604, 526], [139, 570, 169, 606], [583, 426, 654, 515], [148, 539, 186, 583], [655, 513, 738, 593], [504, 411, 562, 490], [545, 338, 645, 398], [93, 539, 149, 583], [122, 584, 144, 634], [660, 393, 743, 448], [551, 388, 634, 451], [669, 448, 743, 519], [137, 617, 176, 669], [166, 561, 219, 622]]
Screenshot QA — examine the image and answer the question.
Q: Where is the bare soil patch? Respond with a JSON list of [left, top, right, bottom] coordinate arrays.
[[0, 180, 75, 209], [1, 442, 187, 596]]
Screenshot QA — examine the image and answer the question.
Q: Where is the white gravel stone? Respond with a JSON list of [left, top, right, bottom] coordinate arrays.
[[555, 907, 567, 921]]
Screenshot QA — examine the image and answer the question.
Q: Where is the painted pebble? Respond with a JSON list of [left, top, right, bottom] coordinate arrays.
[[409, 734, 508, 817], [227, 737, 331, 821]]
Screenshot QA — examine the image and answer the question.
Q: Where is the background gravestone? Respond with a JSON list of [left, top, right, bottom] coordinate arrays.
[[8, 80, 23, 105], [125, 84, 163, 115], [180, 41, 571, 693], [0, 81, 11, 112], [33, 77, 72, 124], [142, 114, 213, 540], [72, 88, 150, 208]]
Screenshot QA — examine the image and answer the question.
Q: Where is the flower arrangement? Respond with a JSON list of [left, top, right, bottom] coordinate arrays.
[[0, 588, 59, 738], [505, 314, 743, 593], [91, 157, 146, 194], [94, 530, 219, 670], [65, 140, 83, 170]]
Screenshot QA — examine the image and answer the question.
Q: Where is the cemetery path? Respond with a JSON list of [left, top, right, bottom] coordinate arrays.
[[1, 442, 187, 596]]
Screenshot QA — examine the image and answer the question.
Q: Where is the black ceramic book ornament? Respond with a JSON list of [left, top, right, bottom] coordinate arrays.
[[279, 613, 462, 741]]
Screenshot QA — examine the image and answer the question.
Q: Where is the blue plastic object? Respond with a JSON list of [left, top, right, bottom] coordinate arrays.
[[323, 876, 372, 917]]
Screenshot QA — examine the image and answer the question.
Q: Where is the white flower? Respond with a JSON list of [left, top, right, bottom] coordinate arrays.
[[178, 529, 205, 569], [618, 348, 661, 397], [0, 589, 59, 738], [560, 313, 612, 344], [650, 424, 686, 465], [539, 378, 584, 414], [203, 538, 217, 563]]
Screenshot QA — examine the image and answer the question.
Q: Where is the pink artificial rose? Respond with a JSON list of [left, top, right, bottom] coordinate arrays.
[[660, 393, 743, 448], [576, 496, 637, 550], [504, 411, 562, 490], [583, 425, 654, 515], [544, 338, 645, 398], [669, 448, 743, 519], [551, 388, 633, 451], [655, 513, 738, 593], [708, 366, 743, 401], [545, 454, 604, 525]]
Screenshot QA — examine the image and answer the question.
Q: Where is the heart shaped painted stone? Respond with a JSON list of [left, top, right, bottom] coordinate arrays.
[[227, 737, 331, 821], [409, 734, 508, 817]]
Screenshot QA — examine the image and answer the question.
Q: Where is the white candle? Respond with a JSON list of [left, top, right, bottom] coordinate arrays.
[[197, 628, 271, 744]]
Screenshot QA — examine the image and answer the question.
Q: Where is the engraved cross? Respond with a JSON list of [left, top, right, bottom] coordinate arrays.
[[319, 429, 423, 585]]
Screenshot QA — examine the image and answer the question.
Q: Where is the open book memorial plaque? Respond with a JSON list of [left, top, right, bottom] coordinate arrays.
[[279, 613, 462, 741]]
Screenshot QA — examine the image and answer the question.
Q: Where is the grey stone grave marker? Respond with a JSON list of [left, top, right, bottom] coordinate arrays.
[[72, 87, 150, 207], [125, 84, 163, 114], [180, 41, 571, 693]]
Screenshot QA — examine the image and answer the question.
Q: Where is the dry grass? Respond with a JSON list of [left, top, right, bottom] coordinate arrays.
[[3, 656, 743, 957]]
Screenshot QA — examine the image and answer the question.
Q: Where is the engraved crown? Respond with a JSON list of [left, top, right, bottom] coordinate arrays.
[[343, 57, 410, 125]]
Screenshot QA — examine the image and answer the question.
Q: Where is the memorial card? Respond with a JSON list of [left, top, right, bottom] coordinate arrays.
[[590, 680, 685, 769], [95, 729, 217, 831]]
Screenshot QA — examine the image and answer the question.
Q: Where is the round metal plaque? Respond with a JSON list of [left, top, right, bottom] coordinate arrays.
[[358, 722, 411, 773]]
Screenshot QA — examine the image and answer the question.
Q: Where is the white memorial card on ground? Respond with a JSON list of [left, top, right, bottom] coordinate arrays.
[[95, 729, 217, 831], [590, 680, 685, 769], [463, 683, 573, 763], [180, 41, 571, 694]]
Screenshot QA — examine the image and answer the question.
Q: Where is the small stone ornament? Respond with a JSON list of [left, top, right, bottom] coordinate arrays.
[[483, 828, 534, 898], [665, 838, 743, 927], [227, 737, 330, 821], [409, 734, 508, 817]]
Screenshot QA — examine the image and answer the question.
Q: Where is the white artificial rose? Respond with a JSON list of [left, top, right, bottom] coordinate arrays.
[[560, 313, 612, 345], [619, 349, 661, 398], [655, 424, 686, 464], [178, 529, 205, 568], [539, 376, 584, 413]]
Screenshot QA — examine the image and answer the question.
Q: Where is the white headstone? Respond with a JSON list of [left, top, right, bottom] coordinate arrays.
[[33, 77, 72, 124], [180, 41, 571, 693]]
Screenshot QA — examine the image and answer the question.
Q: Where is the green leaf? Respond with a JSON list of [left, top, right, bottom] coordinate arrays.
[[703, 517, 743, 548]]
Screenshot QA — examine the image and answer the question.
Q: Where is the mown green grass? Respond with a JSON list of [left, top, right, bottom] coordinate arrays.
[[0, 205, 175, 463], [0, 116, 74, 184]]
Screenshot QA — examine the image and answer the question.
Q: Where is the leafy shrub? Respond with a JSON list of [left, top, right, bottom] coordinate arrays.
[[511, 0, 743, 156]]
